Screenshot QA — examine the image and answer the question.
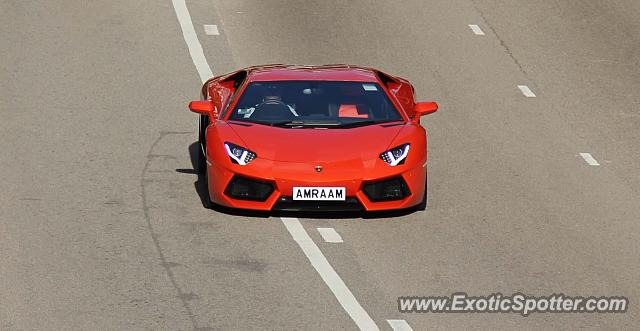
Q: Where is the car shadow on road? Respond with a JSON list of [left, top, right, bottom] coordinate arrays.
[[176, 142, 418, 220]]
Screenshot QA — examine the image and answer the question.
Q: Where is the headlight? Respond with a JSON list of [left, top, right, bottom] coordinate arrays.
[[379, 143, 410, 166], [224, 142, 257, 165]]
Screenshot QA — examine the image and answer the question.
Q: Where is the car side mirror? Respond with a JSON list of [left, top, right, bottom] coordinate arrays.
[[412, 101, 438, 122], [188, 100, 214, 116]]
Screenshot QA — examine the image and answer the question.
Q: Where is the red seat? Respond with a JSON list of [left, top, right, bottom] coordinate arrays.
[[338, 104, 368, 118]]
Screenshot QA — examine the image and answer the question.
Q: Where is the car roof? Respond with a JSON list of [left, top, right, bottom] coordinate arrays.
[[246, 64, 380, 82]]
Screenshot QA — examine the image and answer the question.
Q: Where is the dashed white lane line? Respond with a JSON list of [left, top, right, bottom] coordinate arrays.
[[203, 24, 220, 35], [387, 319, 414, 331], [317, 227, 344, 243], [171, 0, 214, 83], [580, 153, 600, 166], [468, 24, 485, 35], [281, 218, 379, 331], [517, 85, 536, 97]]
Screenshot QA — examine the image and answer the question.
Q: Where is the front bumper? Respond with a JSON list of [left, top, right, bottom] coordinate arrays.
[[206, 157, 426, 212], [273, 196, 365, 212]]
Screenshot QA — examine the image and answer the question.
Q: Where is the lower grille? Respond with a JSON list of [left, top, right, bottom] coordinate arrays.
[[362, 176, 411, 202], [224, 176, 274, 201], [273, 196, 363, 211]]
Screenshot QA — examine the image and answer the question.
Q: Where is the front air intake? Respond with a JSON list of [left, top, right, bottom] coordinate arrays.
[[224, 176, 274, 201], [362, 177, 411, 202]]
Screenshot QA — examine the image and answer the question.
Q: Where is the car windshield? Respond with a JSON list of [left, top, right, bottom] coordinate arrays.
[[228, 81, 403, 128]]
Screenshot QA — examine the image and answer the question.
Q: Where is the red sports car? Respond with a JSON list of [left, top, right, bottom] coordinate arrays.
[[187, 64, 438, 212]]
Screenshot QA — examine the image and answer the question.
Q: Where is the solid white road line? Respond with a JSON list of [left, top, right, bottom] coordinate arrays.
[[580, 153, 600, 166], [468, 24, 485, 35], [317, 228, 344, 243], [171, 0, 214, 83], [387, 319, 414, 331], [517, 85, 536, 97], [281, 218, 379, 331], [203, 24, 220, 35], [171, 3, 375, 329]]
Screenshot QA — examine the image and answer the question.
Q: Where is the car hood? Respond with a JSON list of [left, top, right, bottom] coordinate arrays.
[[227, 122, 405, 163]]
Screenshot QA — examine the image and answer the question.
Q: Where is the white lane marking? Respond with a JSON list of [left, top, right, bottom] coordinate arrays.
[[517, 85, 536, 97], [387, 319, 414, 331], [468, 24, 485, 35], [172, 3, 373, 328], [281, 218, 379, 331], [171, 0, 214, 83], [317, 228, 344, 243], [203, 24, 219, 35], [580, 153, 600, 166]]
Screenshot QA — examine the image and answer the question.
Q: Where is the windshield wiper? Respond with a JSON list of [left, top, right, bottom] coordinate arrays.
[[246, 120, 302, 127], [333, 120, 401, 128], [277, 120, 341, 127], [246, 120, 402, 128], [244, 120, 335, 128]]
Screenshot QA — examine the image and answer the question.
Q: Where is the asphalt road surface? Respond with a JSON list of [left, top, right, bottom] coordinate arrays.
[[2, 0, 639, 330]]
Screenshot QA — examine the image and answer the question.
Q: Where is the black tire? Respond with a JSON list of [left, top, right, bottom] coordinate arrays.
[[197, 114, 213, 209], [196, 115, 208, 174], [201, 168, 214, 209], [195, 148, 206, 174], [415, 173, 428, 211]]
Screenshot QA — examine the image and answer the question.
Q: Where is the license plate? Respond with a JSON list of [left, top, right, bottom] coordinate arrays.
[[292, 187, 346, 201]]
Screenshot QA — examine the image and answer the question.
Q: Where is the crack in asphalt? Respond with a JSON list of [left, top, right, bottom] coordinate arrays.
[[140, 131, 212, 331], [470, 1, 540, 87], [474, 6, 528, 77]]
